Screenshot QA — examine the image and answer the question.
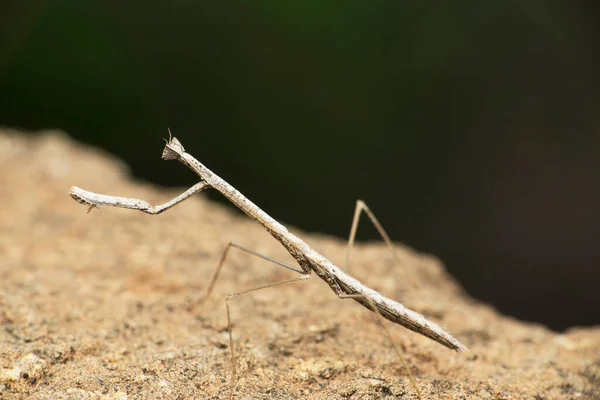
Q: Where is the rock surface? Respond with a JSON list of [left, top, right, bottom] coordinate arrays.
[[0, 129, 598, 399]]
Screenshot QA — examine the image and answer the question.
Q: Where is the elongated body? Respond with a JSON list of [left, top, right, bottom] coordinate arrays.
[[71, 137, 467, 352]]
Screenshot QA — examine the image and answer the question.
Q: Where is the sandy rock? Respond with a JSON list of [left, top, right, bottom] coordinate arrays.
[[0, 128, 598, 399]]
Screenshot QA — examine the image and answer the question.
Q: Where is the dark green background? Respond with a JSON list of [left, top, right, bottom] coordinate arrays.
[[2, 1, 599, 330]]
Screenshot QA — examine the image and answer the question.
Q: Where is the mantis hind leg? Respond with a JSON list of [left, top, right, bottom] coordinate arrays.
[[344, 200, 417, 288], [337, 292, 422, 400]]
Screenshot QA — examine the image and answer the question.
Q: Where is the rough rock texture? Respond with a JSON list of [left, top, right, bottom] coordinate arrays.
[[0, 128, 598, 399]]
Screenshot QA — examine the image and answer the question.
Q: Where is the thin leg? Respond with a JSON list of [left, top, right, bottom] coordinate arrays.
[[342, 201, 421, 396], [191, 242, 309, 399], [344, 200, 402, 273], [338, 292, 422, 400], [225, 274, 311, 400], [69, 181, 210, 214], [201, 241, 305, 303]]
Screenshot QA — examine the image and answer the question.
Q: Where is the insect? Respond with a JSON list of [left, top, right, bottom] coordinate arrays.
[[70, 132, 467, 398]]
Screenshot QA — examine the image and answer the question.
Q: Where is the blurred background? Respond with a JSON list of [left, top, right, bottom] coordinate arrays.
[[1, 1, 599, 331]]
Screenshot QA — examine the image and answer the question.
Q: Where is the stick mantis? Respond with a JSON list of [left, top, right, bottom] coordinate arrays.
[[70, 133, 467, 399]]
